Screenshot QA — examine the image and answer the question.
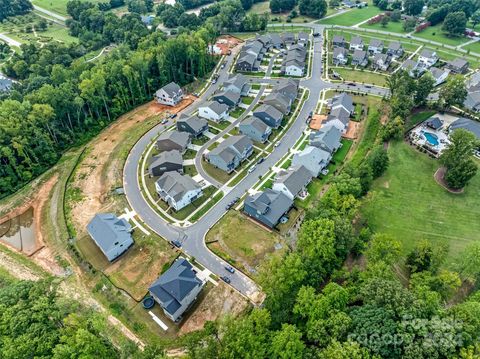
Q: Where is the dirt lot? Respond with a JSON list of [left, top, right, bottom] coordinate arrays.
[[70, 98, 194, 234], [179, 283, 249, 334]]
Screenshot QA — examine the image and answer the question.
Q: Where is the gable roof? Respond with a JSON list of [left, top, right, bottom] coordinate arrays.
[[87, 213, 132, 256], [275, 165, 312, 196], [388, 41, 402, 51], [214, 90, 241, 104], [333, 47, 348, 58], [420, 49, 436, 58], [178, 114, 208, 133], [331, 93, 354, 113], [156, 172, 200, 201], [149, 150, 183, 170], [352, 49, 367, 61], [448, 57, 469, 69], [264, 92, 290, 112], [202, 101, 228, 115], [160, 82, 182, 97], [350, 36, 363, 46], [449, 117, 480, 139], [157, 131, 190, 148], [425, 117, 443, 130], [224, 73, 248, 90], [333, 35, 345, 43], [369, 39, 383, 48], [149, 258, 202, 317], [221, 135, 253, 154], [429, 67, 449, 80], [241, 116, 270, 134], [254, 104, 283, 121], [310, 124, 342, 152], [245, 189, 293, 224]]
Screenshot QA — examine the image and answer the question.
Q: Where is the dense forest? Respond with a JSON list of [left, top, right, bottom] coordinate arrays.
[[0, 0, 32, 21], [0, 1, 217, 199]]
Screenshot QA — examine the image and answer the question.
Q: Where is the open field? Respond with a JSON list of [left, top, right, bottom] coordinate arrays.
[[414, 24, 469, 47], [31, 0, 105, 16], [360, 20, 406, 34], [247, 1, 314, 23], [319, 4, 381, 26], [333, 68, 388, 87], [206, 211, 283, 275], [463, 40, 480, 54], [0, 14, 77, 45], [361, 141, 480, 265]]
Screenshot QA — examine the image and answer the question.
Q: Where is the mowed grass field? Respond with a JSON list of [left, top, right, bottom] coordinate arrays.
[[31, 0, 104, 15], [361, 142, 480, 266], [414, 24, 469, 47], [334, 68, 388, 87], [319, 4, 381, 26]]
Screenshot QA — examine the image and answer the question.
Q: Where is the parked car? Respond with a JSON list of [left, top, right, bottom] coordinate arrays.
[[221, 63, 226, 69], [225, 266, 235, 273], [274, 141, 281, 148], [170, 113, 177, 119], [248, 165, 257, 173], [225, 203, 233, 210], [171, 240, 182, 248], [313, 32, 320, 37], [347, 83, 356, 86], [257, 157, 265, 164], [221, 276, 231, 284], [161, 119, 168, 125]]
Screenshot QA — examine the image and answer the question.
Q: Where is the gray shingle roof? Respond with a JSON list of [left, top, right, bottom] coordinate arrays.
[[149, 258, 202, 317], [369, 39, 383, 48], [157, 130, 190, 148], [310, 124, 342, 153], [224, 73, 248, 90], [331, 93, 354, 113], [241, 116, 270, 133], [202, 101, 228, 116], [275, 165, 312, 197], [254, 104, 283, 121], [86, 213, 132, 259], [388, 41, 401, 51], [178, 114, 208, 133], [449, 118, 480, 139], [420, 49, 435, 58], [350, 36, 363, 46], [333, 35, 345, 44], [429, 67, 449, 80], [156, 172, 200, 202], [448, 58, 469, 69], [149, 150, 183, 171], [161, 82, 182, 97], [221, 135, 252, 154], [245, 189, 293, 225], [214, 90, 241, 104], [352, 49, 367, 62], [333, 47, 348, 58]]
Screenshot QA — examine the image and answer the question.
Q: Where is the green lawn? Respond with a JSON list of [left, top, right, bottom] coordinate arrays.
[[405, 110, 436, 130], [414, 24, 469, 47], [360, 20, 406, 34], [463, 40, 480, 54], [31, 0, 105, 16], [361, 142, 480, 265], [333, 68, 388, 87], [319, 5, 382, 26]]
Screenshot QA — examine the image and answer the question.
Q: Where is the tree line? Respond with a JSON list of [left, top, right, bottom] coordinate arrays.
[[0, 6, 216, 198], [0, 0, 32, 21], [270, 0, 328, 19]]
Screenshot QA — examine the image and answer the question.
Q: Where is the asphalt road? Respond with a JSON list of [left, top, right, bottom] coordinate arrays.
[[123, 25, 394, 299]]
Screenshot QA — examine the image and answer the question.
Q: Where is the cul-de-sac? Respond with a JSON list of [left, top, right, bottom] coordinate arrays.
[[1, 0, 480, 357]]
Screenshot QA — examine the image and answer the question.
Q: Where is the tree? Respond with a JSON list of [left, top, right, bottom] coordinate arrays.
[[414, 72, 435, 106], [439, 75, 467, 109], [457, 243, 480, 283], [440, 128, 478, 189], [270, 324, 305, 358], [381, 15, 389, 27], [298, 0, 327, 18], [365, 233, 401, 265], [127, 0, 148, 13], [403, 0, 424, 16], [381, 116, 404, 141], [471, 10, 480, 29], [442, 11, 467, 37], [403, 18, 417, 31], [406, 240, 435, 273], [367, 146, 389, 178], [270, 0, 296, 13], [390, 9, 401, 22], [320, 340, 374, 359]]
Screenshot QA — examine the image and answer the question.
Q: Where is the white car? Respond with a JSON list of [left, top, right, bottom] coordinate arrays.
[[248, 165, 256, 173], [274, 141, 281, 148]]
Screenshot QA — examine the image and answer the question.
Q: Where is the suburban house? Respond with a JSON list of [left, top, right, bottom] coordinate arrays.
[[464, 73, 480, 112], [155, 82, 183, 106], [292, 145, 331, 177], [298, 32, 309, 47], [349, 36, 364, 51], [256, 34, 272, 50], [155, 172, 202, 211], [149, 258, 205, 322], [263, 92, 292, 114], [401, 59, 425, 78], [372, 53, 392, 71], [284, 60, 305, 77], [333, 47, 348, 66], [198, 101, 229, 122], [86, 213, 134, 262], [239, 116, 272, 143], [206, 135, 253, 173], [243, 189, 293, 228], [243, 39, 265, 60], [236, 54, 258, 72], [276, 79, 299, 102], [253, 104, 284, 128], [212, 90, 241, 108], [418, 49, 438, 68], [429, 67, 450, 87], [332, 35, 346, 48], [309, 124, 342, 154], [281, 32, 295, 47], [268, 33, 281, 48], [425, 117, 443, 130], [351, 50, 368, 67], [368, 39, 384, 55], [449, 117, 480, 140], [176, 115, 208, 138], [156, 131, 190, 153], [269, 33, 283, 49], [149, 150, 183, 177], [224, 74, 251, 95], [447, 58, 469, 74], [386, 41, 403, 58], [331, 92, 354, 114], [272, 165, 313, 200]]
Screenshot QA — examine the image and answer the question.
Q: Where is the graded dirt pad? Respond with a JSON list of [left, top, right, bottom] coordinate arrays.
[[70, 98, 194, 234], [179, 283, 249, 334]]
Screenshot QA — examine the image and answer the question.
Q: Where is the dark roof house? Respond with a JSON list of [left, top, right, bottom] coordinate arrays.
[[156, 131, 191, 153], [149, 150, 183, 177], [243, 189, 293, 228], [177, 115, 208, 137]]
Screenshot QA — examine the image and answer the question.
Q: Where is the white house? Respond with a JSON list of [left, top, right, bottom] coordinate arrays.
[[155, 172, 202, 211], [284, 60, 304, 76], [155, 82, 183, 106], [198, 101, 229, 122], [418, 49, 438, 68], [429, 67, 450, 87], [272, 165, 313, 200]]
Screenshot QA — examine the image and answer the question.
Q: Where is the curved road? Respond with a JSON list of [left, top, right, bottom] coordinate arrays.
[[123, 24, 392, 299]]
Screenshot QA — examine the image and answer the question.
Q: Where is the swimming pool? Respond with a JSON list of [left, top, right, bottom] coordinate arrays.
[[422, 131, 439, 146]]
